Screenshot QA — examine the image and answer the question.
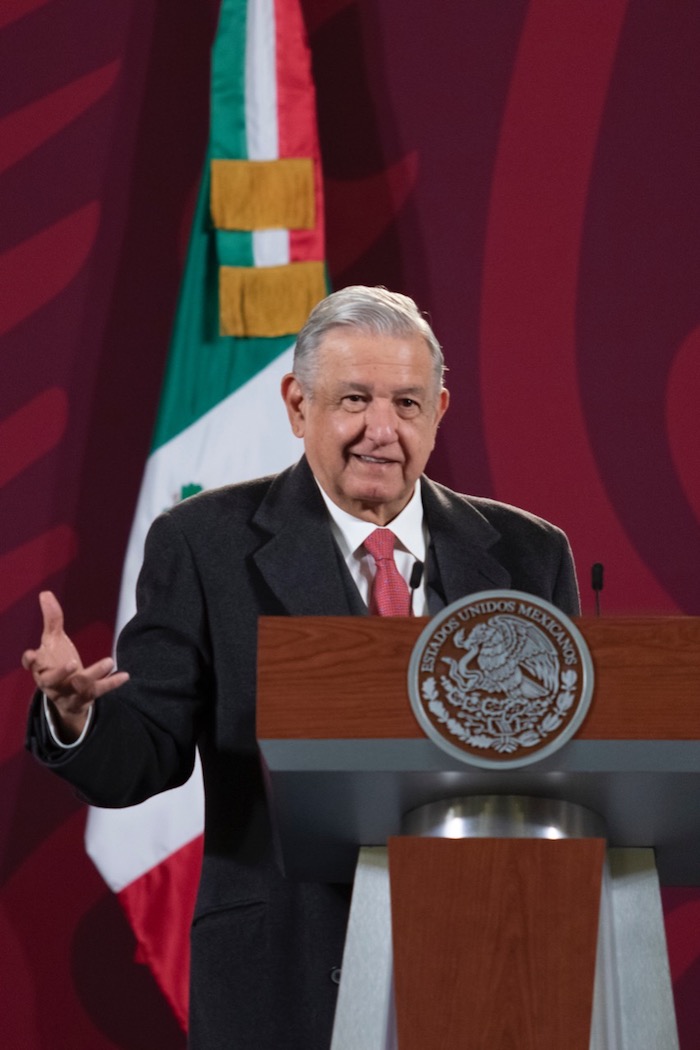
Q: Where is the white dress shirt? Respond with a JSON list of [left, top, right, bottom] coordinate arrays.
[[316, 479, 430, 615]]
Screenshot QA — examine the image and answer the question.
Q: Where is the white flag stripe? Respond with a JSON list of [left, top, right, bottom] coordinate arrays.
[[246, 0, 277, 160], [114, 345, 296, 632], [247, 0, 290, 269], [253, 227, 290, 267]]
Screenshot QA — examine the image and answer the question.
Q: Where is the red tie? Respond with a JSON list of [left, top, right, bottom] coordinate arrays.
[[364, 528, 411, 616]]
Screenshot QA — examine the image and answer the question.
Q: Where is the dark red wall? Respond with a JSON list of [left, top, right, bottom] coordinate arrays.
[[2, 1, 699, 1045]]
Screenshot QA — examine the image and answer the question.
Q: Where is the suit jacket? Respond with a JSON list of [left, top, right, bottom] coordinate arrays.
[[28, 456, 579, 1050]]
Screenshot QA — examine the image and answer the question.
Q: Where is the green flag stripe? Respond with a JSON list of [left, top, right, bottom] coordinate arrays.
[[210, 0, 249, 160], [215, 228, 254, 268]]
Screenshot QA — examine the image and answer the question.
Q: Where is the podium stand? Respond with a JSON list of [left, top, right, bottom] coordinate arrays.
[[257, 616, 700, 1049]]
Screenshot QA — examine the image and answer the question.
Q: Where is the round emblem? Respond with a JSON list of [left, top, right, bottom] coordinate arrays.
[[407, 591, 594, 769]]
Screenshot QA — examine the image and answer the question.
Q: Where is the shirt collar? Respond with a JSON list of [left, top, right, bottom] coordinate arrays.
[[316, 479, 427, 562]]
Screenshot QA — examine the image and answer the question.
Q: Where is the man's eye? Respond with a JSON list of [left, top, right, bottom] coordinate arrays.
[[342, 394, 366, 408], [397, 398, 420, 413]]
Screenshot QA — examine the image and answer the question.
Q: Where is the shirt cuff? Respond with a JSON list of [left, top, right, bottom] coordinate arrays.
[[43, 694, 94, 748]]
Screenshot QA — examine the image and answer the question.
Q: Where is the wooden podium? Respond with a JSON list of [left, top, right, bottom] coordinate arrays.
[[257, 616, 700, 1049]]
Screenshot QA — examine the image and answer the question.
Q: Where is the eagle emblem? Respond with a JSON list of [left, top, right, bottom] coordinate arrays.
[[443, 616, 559, 702], [408, 592, 593, 769]]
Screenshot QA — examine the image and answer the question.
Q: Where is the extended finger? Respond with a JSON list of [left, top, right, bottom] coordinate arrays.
[[70, 659, 129, 701], [39, 590, 65, 638], [91, 670, 130, 699]]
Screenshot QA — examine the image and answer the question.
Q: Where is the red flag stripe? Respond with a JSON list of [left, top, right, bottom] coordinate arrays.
[[116, 835, 204, 1032], [274, 0, 325, 263]]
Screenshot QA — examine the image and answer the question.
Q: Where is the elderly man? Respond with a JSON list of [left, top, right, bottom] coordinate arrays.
[[24, 286, 579, 1050]]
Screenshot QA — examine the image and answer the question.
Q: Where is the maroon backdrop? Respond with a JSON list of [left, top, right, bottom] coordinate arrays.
[[2, 0, 699, 1046]]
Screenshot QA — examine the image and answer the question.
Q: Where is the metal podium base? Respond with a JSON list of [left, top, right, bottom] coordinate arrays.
[[330, 797, 679, 1050]]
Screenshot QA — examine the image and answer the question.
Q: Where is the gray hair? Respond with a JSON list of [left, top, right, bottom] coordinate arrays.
[[293, 285, 445, 394]]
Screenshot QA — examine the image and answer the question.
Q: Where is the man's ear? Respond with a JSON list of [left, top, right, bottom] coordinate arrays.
[[436, 386, 450, 425], [281, 373, 306, 437]]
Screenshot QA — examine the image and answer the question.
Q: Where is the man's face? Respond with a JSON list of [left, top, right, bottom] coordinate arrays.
[[282, 327, 449, 525]]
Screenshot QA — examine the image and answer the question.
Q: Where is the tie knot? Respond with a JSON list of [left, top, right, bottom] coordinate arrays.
[[364, 528, 397, 563]]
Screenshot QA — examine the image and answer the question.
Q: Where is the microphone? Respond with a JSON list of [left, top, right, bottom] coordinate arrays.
[[409, 561, 425, 612], [409, 561, 424, 591], [591, 563, 604, 617]]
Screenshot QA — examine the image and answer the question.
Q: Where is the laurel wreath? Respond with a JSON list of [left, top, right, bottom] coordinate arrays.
[[421, 669, 578, 753]]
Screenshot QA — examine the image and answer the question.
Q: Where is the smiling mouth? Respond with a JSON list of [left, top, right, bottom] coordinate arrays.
[[355, 454, 397, 465]]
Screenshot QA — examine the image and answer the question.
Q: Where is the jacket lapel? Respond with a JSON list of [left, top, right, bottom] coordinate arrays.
[[421, 476, 511, 604], [252, 462, 509, 615], [251, 457, 357, 616]]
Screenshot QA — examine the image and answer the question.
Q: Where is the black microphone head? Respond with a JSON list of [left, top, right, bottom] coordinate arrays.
[[409, 561, 424, 590], [591, 563, 604, 591]]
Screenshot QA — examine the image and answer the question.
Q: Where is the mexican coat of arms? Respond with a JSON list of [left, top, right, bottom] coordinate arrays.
[[408, 591, 593, 769]]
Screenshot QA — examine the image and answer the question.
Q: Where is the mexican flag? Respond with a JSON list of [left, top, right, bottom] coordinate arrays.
[[84, 0, 327, 1028]]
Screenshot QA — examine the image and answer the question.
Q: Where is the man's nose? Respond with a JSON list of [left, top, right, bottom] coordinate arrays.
[[364, 400, 398, 443]]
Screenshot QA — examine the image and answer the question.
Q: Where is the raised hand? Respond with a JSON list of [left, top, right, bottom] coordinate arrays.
[[22, 591, 129, 742]]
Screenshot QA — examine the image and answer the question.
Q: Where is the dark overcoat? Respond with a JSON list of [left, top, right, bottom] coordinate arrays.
[[28, 456, 579, 1049]]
